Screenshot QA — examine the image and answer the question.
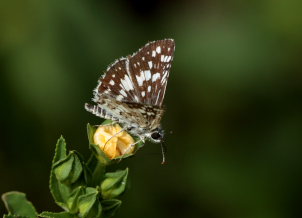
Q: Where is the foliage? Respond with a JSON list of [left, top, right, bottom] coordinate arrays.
[[1, 122, 140, 218]]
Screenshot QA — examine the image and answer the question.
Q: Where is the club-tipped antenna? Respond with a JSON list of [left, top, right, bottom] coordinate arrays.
[[160, 142, 167, 164]]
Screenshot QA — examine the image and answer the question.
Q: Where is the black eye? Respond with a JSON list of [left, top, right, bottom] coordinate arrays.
[[151, 132, 161, 140]]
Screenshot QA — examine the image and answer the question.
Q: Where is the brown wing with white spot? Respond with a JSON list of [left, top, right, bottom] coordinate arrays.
[[93, 58, 140, 103], [87, 39, 174, 126], [128, 39, 175, 106]]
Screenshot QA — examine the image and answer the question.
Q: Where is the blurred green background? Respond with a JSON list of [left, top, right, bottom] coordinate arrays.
[[1, 0, 302, 217]]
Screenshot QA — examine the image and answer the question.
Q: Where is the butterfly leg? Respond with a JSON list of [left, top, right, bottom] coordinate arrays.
[[123, 137, 145, 156], [117, 138, 144, 161]]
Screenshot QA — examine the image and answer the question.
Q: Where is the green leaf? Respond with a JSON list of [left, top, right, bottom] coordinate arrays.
[[78, 188, 102, 218], [39, 211, 76, 218], [100, 168, 128, 199], [54, 154, 74, 183], [66, 186, 85, 213], [53, 136, 67, 162], [68, 152, 83, 184], [3, 214, 28, 218], [101, 199, 122, 218], [49, 136, 71, 210], [53, 151, 83, 185], [1, 191, 37, 218]]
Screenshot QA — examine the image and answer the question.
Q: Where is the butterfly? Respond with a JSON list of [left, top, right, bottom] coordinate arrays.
[[85, 39, 175, 158]]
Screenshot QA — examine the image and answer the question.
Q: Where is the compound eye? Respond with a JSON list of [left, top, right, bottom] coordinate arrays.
[[151, 132, 161, 140]]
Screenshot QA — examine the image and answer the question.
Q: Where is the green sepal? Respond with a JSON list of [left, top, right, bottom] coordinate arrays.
[[87, 123, 97, 146], [53, 151, 83, 185], [39, 211, 76, 218], [90, 143, 112, 166], [66, 186, 85, 213], [49, 136, 71, 210], [87, 120, 114, 145], [78, 187, 102, 218], [100, 168, 128, 199], [87, 123, 112, 166], [101, 199, 122, 218], [1, 191, 37, 218]]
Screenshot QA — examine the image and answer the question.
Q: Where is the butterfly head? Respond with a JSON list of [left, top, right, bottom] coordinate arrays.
[[148, 128, 164, 143]]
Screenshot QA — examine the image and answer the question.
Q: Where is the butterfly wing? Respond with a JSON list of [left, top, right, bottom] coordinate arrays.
[[92, 58, 141, 103], [98, 95, 164, 129], [86, 39, 174, 128], [128, 39, 175, 106]]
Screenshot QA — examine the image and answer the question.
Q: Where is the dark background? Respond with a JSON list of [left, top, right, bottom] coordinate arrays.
[[1, 0, 302, 217]]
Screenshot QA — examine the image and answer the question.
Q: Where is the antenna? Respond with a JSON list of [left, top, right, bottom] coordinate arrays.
[[160, 142, 167, 164]]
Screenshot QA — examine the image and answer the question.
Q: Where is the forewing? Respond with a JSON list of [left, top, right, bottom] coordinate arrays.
[[128, 39, 175, 106], [93, 58, 139, 103]]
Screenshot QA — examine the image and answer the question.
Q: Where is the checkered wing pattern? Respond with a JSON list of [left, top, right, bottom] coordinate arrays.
[[92, 39, 175, 107], [93, 58, 139, 103], [86, 39, 175, 130], [128, 39, 175, 106]]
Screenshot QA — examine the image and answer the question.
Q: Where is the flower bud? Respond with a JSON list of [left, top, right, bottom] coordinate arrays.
[[93, 124, 135, 159], [53, 151, 83, 185], [78, 187, 102, 218], [101, 168, 128, 199]]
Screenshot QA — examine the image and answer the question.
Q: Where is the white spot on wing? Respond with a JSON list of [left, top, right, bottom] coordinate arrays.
[[164, 56, 171, 62], [120, 89, 127, 97], [136, 71, 145, 86], [152, 73, 160, 82], [161, 71, 168, 84], [112, 74, 115, 78], [144, 70, 151, 81], [142, 91, 145, 97], [152, 50, 156, 57], [109, 80, 115, 85], [156, 46, 161, 53], [121, 75, 134, 91], [147, 85, 151, 92], [148, 61, 153, 69], [161, 55, 164, 62], [155, 90, 161, 104]]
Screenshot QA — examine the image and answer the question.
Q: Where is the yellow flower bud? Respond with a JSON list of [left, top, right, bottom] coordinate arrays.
[[93, 124, 135, 159]]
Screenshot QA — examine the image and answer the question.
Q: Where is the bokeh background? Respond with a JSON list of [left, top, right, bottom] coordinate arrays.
[[1, 0, 302, 217]]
